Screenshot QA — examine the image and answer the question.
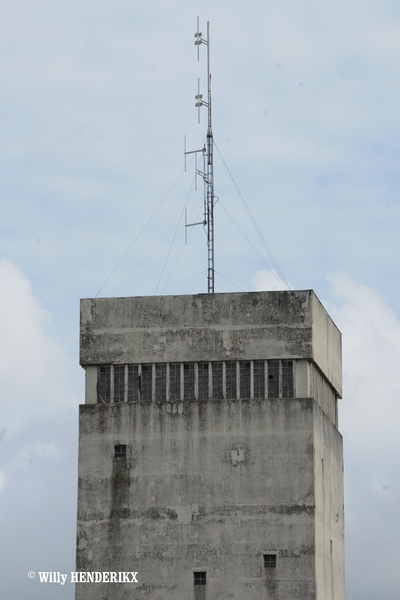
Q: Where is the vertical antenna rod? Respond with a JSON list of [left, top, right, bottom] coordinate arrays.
[[186, 18, 215, 293], [205, 21, 215, 294]]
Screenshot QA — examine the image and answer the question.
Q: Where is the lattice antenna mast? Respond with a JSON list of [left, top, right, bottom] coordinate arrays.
[[184, 18, 215, 294]]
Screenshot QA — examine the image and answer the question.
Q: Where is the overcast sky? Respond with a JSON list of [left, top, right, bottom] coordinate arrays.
[[1, 1, 399, 598]]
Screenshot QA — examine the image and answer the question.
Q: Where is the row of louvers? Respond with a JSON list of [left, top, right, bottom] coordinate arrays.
[[97, 360, 294, 403]]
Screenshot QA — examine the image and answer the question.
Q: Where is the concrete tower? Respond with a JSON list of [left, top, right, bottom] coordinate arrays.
[[75, 290, 345, 600]]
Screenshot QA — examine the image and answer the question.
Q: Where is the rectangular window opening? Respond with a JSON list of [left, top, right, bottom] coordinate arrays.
[[282, 360, 294, 398], [169, 363, 181, 401], [240, 361, 251, 398], [263, 554, 276, 568], [212, 363, 223, 399], [253, 361, 265, 399], [98, 365, 111, 403], [194, 572, 206, 585], [113, 365, 125, 403], [128, 365, 139, 402], [198, 363, 209, 400], [155, 364, 167, 401], [107, 360, 295, 404], [225, 362, 237, 399], [141, 364, 153, 402], [183, 363, 195, 400], [114, 444, 127, 459], [268, 361, 280, 398]]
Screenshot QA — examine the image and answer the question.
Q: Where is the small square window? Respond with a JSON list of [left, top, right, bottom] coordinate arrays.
[[114, 444, 126, 458], [194, 572, 206, 585], [263, 554, 276, 568]]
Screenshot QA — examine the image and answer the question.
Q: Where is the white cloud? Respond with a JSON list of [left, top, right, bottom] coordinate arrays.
[[328, 272, 400, 450], [0, 260, 53, 369], [0, 257, 78, 477], [252, 269, 290, 291], [326, 273, 400, 600], [0, 259, 68, 426], [0, 260, 78, 599]]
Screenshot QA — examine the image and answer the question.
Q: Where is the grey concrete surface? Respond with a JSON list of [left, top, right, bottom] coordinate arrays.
[[76, 290, 345, 600]]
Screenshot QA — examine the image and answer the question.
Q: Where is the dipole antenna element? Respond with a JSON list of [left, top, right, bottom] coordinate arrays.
[[184, 17, 215, 294]]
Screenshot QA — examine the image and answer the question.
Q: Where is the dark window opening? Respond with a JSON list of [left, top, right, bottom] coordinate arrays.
[[114, 444, 127, 458], [194, 572, 206, 585], [128, 365, 139, 402], [113, 365, 125, 403], [169, 364, 181, 400], [240, 361, 251, 398], [155, 364, 167, 401], [198, 363, 209, 400], [268, 361, 280, 398], [183, 364, 195, 400], [141, 364, 153, 402], [102, 360, 294, 404], [263, 554, 276, 568], [225, 362, 237, 399], [212, 363, 223, 399], [98, 366, 111, 403], [253, 361, 265, 399], [282, 360, 294, 398]]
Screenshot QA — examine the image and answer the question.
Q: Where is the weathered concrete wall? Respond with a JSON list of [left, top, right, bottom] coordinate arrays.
[[310, 295, 342, 397], [76, 290, 344, 600], [76, 399, 317, 600], [309, 363, 338, 427], [80, 291, 341, 397], [314, 404, 345, 600]]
